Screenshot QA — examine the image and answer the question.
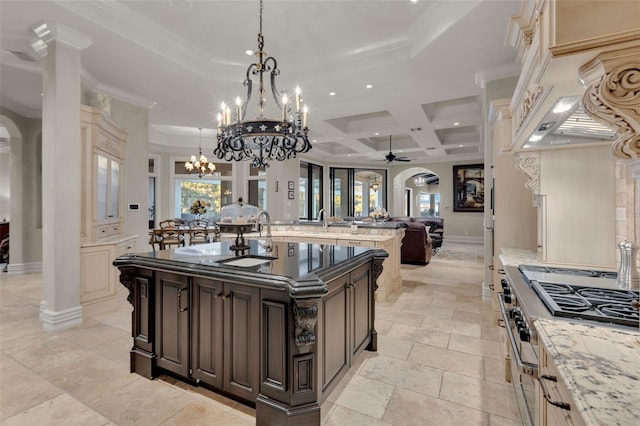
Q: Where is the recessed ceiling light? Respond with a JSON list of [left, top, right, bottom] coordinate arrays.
[[374, 132, 379, 136], [245, 50, 254, 56], [453, 122, 460, 126], [312, 139, 317, 143], [410, 0, 419, 3], [365, 84, 373, 89], [329, 91, 336, 96], [458, 144, 464, 147]]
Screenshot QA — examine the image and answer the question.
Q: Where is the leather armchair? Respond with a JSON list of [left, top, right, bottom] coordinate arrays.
[[400, 222, 432, 265]]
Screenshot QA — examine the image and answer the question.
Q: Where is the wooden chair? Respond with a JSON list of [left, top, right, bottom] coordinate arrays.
[[158, 219, 185, 250], [188, 219, 211, 245]]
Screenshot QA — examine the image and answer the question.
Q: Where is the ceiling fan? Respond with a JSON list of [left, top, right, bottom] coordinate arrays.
[[384, 135, 411, 163]]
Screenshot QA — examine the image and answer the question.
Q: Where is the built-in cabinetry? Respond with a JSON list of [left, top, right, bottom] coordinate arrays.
[[537, 343, 579, 426], [80, 105, 128, 242], [79, 105, 136, 314]]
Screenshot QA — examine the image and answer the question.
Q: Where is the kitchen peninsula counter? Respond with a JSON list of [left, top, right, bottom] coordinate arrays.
[[221, 220, 405, 300], [114, 240, 387, 425], [535, 318, 640, 425]]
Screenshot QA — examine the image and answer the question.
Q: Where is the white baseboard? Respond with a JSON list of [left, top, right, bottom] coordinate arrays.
[[39, 301, 83, 332], [444, 235, 484, 244], [6, 262, 43, 274]]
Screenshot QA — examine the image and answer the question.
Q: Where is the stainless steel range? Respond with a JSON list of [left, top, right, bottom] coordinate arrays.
[[497, 264, 639, 426]]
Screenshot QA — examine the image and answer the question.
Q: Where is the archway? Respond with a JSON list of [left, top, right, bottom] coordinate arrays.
[[0, 114, 22, 270], [392, 167, 439, 217]]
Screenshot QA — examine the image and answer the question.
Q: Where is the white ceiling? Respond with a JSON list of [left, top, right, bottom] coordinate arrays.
[[0, 0, 523, 165]]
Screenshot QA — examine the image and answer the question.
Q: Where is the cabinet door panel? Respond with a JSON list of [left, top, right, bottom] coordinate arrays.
[[192, 279, 224, 387], [224, 284, 259, 401], [110, 160, 119, 218], [97, 155, 108, 221], [321, 275, 349, 392], [156, 273, 189, 377], [351, 266, 372, 356]]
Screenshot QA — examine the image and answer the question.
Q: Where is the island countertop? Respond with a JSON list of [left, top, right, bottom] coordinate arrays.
[[535, 318, 640, 425], [114, 239, 387, 298]]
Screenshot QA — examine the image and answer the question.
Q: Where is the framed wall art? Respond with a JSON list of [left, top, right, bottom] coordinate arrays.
[[453, 164, 485, 212]]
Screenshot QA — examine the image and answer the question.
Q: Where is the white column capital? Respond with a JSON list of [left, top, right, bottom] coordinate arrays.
[[30, 21, 93, 56]]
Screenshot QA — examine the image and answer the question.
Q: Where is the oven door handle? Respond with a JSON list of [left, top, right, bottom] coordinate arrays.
[[498, 293, 538, 377]]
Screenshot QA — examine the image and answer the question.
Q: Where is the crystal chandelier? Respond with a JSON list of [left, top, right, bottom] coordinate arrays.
[[414, 175, 426, 187], [185, 128, 216, 178], [213, 0, 311, 168]]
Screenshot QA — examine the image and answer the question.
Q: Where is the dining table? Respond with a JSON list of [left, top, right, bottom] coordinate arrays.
[[148, 225, 219, 251]]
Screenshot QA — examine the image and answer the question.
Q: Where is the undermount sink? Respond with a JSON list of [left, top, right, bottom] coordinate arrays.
[[218, 255, 276, 268]]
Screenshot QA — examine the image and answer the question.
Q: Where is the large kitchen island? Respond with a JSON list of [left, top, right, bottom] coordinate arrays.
[[113, 239, 387, 425]]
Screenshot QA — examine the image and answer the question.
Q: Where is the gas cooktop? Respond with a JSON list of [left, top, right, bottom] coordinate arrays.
[[530, 281, 639, 328]]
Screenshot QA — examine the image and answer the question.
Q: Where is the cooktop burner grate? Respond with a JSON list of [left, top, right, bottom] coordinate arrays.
[[531, 281, 639, 328], [518, 264, 618, 280], [599, 304, 640, 321], [576, 287, 636, 302]]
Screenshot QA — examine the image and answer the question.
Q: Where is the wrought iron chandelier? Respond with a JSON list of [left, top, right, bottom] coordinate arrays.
[[185, 128, 216, 178], [213, 0, 311, 168], [371, 177, 379, 192], [414, 175, 426, 187]]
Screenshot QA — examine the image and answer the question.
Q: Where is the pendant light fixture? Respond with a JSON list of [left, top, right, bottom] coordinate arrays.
[[185, 128, 216, 178], [213, 0, 311, 168]]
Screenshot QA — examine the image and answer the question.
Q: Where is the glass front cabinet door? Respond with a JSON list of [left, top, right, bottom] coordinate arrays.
[[80, 105, 128, 242]]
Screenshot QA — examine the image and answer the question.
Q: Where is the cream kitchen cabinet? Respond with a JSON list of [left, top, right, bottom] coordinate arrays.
[[80, 235, 136, 315], [80, 105, 128, 242], [80, 104, 135, 314]]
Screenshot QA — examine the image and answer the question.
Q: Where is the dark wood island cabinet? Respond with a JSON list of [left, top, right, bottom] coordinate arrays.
[[114, 240, 387, 425]]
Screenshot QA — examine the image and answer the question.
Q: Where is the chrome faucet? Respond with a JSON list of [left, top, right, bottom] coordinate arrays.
[[318, 208, 328, 231], [256, 210, 273, 251]]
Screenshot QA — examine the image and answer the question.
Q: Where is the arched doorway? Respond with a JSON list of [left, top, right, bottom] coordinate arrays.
[[0, 113, 43, 272], [392, 167, 439, 218]]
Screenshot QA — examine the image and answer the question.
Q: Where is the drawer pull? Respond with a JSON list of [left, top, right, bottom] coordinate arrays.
[[497, 268, 505, 275], [538, 375, 571, 411], [177, 287, 189, 312]]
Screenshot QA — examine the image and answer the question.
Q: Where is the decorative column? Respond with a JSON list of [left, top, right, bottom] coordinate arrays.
[[579, 46, 640, 265], [33, 22, 92, 331]]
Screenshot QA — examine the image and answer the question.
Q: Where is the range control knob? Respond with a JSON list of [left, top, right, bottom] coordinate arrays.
[[503, 287, 511, 296], [504, 294, 512, 304], [509, 307, 520, 319], [501, 279, 509, 289], [519, 327, 531, 342]]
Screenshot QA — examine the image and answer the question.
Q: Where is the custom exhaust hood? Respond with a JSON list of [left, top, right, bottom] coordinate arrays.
[[523, 96, 617, 149]]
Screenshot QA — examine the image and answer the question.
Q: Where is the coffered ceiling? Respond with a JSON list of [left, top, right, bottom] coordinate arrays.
[[0, 0, 523, 165]]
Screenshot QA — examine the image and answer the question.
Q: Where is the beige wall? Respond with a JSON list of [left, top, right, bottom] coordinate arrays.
[[108, 99, 149, 251], [391, 161, 485, 240]]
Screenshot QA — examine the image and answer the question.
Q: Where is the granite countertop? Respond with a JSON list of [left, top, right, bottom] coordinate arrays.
[[535, 318, 640, 425], [234, 230, 395, 242], [114, 240, 388, 297]]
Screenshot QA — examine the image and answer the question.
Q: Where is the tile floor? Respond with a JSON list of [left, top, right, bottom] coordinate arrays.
[[0, 242, 523, 425]]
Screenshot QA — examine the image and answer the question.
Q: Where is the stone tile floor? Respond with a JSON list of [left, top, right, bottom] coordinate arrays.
[[0, 243, 523, 425]]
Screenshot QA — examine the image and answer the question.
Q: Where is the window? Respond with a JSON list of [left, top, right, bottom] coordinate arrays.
[[173, 160, 232, 223], [299, 161, 323, 220], [330, 168, 386, 218], [419, 192, 440, 217], [248, 166, 267, 210]]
